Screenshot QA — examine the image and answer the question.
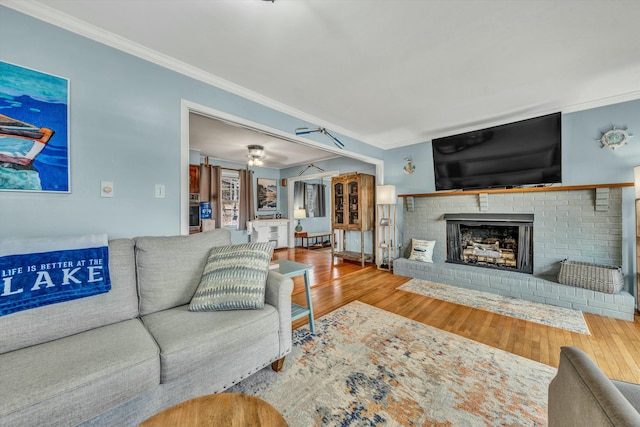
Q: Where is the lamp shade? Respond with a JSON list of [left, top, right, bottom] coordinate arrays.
[[376, 185, 397, 205], [294, 208, 307, 219], [635, 166, 640, 199]]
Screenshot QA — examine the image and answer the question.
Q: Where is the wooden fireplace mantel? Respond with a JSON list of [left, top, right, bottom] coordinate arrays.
[[398, 182, 633, 198]]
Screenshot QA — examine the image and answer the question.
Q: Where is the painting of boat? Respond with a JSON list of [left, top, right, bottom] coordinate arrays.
[[0, 114, 54, 165], [0, 61, 69, 192]]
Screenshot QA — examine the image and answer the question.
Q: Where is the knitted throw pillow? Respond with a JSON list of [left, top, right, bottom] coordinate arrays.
[[189, 242, 274, 311]]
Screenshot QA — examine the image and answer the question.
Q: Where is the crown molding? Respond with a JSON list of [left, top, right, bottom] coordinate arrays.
[[1, 0, 378, 147], [560, 90, 640, 115], [380, 90, 640, 149]]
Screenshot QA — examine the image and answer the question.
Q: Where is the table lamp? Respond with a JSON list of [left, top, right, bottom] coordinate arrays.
[[294, 208, 307, 232]]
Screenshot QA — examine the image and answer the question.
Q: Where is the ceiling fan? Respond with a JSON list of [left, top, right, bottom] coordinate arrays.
[[295, 127, 345, 149]]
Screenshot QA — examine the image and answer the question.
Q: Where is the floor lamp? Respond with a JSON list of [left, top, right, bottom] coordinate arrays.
[[376, 185, 397, 271]]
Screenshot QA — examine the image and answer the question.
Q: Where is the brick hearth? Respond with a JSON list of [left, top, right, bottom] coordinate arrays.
[[393, 259, 634, 320]]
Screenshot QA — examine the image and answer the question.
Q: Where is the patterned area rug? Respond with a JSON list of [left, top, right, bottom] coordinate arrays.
[[399, 279, 590, 335], [228, 301, 556, 426]]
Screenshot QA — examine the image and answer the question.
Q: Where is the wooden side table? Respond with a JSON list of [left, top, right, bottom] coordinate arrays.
[[139, 393, 287, 427]]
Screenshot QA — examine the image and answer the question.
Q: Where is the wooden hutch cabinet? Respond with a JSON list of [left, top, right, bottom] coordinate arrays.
[[331, 172, 375, 266]]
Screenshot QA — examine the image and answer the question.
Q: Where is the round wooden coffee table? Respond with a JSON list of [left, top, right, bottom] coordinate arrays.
[[139, 393, 287, 427]]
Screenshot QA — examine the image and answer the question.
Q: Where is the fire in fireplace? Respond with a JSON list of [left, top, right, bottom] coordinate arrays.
[[444, 213, 534, 274]]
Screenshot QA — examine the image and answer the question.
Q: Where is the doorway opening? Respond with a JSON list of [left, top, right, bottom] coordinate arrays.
[[180, 99, 384, 236]]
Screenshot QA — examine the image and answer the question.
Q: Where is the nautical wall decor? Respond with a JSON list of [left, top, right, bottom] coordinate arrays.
[[295, 127, 345, 149], [598, 126, 634, 150], [403, 156, 416, 174], [0, 61, 70, 192]]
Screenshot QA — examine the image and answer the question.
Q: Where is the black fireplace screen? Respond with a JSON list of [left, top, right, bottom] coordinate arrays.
[[446, 218, 533, 274]]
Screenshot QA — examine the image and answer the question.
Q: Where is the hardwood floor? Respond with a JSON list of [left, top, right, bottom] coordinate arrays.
[[276, 248, 640, 384], [272, 248, 374, 295]]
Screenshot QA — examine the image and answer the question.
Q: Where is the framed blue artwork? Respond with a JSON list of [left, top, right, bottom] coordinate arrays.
[[0, 61, 70, 192]]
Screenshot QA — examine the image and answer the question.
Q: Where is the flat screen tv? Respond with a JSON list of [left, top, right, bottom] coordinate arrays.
[[432, 112, 561, 191]]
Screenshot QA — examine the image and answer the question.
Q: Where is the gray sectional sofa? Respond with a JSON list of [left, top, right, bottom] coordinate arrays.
[[0, 230, 294, 426]]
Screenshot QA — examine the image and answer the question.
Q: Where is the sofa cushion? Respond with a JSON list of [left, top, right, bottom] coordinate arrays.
[[189, 242, 274, 311], [136, 230, 232, 316], [142, 304, 280, 383], [0, 238, 139, 354], [0, 318, 159, 427]]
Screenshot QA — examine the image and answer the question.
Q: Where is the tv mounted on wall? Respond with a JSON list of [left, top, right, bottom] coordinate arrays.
[[432, 112, 562, 191]]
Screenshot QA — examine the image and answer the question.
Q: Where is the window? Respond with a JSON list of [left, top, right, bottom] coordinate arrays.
[[220, 170, 240, 228], [302, 182, 327, 218]]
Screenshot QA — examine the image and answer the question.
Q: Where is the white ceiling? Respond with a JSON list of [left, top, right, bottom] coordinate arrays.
[[6, 0, 640, 164], [189, 113, 338, 169]]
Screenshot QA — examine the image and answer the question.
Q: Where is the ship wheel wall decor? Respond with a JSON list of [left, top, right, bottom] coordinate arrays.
[[598, 126, 634, 150]]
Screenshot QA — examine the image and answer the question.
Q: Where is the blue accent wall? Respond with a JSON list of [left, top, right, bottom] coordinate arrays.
[[383, 100, 640, 194], [2, 5, 639, 293], [0, 6, 382, 239]]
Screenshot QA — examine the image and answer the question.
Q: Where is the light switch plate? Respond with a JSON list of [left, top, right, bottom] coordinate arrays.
[[155, 184, 165, 199], [101, 181, 114, 198]]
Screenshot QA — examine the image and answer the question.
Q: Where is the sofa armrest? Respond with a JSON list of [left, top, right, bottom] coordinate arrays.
[[548, 346, 640, 427], [264, 270, 294, 358]]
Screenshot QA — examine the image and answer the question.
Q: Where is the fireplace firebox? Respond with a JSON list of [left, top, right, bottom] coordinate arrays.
[[444, 213, 534, 274]]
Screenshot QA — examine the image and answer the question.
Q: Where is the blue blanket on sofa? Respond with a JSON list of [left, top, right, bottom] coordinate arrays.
[[0, 234, 111, 316]]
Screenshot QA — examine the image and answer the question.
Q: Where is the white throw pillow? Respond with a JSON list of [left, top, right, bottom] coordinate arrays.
[[408, 238, 435, 263]]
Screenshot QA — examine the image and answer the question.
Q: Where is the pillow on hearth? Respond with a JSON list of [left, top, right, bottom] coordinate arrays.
[[189, 242, 275, 311], [408, 238, 435, 263]]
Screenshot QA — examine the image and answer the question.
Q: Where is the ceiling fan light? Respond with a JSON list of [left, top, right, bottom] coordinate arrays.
[[247, 145, 265, 157], [247, 145, 266, 166]]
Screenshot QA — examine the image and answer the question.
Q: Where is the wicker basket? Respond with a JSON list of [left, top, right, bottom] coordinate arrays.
[[557, 260, 624, 294]]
